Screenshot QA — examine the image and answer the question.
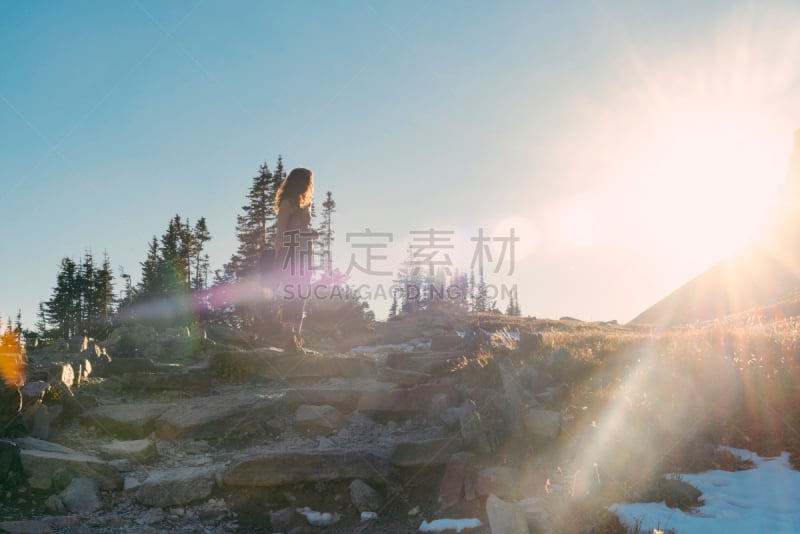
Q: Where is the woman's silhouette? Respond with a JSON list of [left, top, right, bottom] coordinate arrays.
[[274, 168, 316, 353]]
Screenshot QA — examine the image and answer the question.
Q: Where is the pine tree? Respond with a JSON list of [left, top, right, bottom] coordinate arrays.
[[46, 257, 79, 339], [231, 161, 281, 276], [139, 236, 162, 296], [191, 217, 212, 290], [321, 191, 336, 274]]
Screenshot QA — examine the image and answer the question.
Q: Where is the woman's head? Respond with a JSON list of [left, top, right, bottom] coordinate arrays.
[[275, 167, 314, 211]]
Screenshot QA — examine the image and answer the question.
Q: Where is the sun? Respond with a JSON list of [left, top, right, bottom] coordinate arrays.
[[632, 118, 783, 261]]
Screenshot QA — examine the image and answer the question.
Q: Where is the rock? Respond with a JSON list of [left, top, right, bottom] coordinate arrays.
[[42, 380, 72, 402], [44, 495, 66, 514], [377, 367, 432, 387], [519, 365, 553, 393], [135, 465, 217, 507], [100, 357, 155, 376], [294, 405, 345, 433], [535, 384, 570, 407], [124, 476, 141, 491], [69, 335, 89, 353], [98, 437, 157, 463], [223, 449, 391, 486], [135, 508, 166, 525], [60, 477, 102, 514], [82, 403, 170, 439], [211, 349, 376, 381], [430, 334, 462, 351], [15, 437, 122, 490], [110, 459, 135, 472], [486, 494, 529, 534], [20, 381, 50, 407], [498, 360, 539, 430], [52, 467, 75, 492], [391, 437, 465, 467], [548, 348, 575, 379], [270, 507, 299, 532], [522, 409, 561, 441], [476, 467, 517, 498], [48, 363, 75, 388], [385, 351, 461, 374], [0, 386, 22, 425], [356, 384, 458, 415], [57, 393, 98, 418], [438, 452, 475, 509], [350, 479, 383, 512], [459, 400, 491, 454], [71, 358, 93, 380], [31, 401, 50, 440], [115, 371, 212, 394], [0, 439, 20, 483], [439, 407, 462, 430], [154, 392, 283, 440], [518, 332, 544, 356], [0, 520, 52, 533], [644, 478, 702, 509]]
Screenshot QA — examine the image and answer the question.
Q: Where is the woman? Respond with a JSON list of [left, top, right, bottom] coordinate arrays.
[[274, 167, 316, 353]]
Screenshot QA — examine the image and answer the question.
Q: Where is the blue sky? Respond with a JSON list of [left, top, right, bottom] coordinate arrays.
[[2, 1, 800, 329]]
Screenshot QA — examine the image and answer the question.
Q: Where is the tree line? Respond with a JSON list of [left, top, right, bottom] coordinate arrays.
[[33, 157, 338, 341], [30, 155, 519, 342]]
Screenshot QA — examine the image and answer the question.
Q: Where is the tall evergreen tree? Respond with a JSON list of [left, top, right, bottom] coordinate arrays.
[[321, 191, 336, 274]]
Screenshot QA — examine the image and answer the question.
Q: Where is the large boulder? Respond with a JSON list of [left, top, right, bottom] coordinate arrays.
[[15, 437, 121, 490], [48, 363, 75, 389]]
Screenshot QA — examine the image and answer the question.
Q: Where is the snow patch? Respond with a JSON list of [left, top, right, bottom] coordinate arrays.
[[611, 447, 800, 533], [418, 518, 482, 532]]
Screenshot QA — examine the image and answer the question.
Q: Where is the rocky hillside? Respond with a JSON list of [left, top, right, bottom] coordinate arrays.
[[2, 311, 797, 533]]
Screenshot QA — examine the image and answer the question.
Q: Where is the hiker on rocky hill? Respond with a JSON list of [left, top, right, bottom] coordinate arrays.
[[274, 167, 318, 353]]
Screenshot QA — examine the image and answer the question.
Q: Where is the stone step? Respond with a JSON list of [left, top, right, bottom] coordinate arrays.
[[15, 437, 122, 490], [81, 403, 171, 440], [385, 351, 463, 375], [210, 349, 377, 381], [154, 391, 285, 440], [222, 449, 391, 487]]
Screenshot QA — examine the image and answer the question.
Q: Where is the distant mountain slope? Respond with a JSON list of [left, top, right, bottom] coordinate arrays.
[[630, 239, 800, 326], [632, 130, 800, 327]]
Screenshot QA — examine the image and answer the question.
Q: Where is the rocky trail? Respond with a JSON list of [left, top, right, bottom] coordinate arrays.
[[0, 317, 637, 533]]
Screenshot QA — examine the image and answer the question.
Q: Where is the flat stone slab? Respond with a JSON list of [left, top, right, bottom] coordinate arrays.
[[283, 380, 396, 411], [97, 437, 157, 463], [82, 403, 171, 439], [154, 391, 285, 440], [135, 465, 217, 507], [210, 349, 377, 381], [385, 351, 463, 374], [15, 437, 121, 490], [0, 517, 80, 534], [356, 384, 458, 414], [222, 449, 391, 487], [390, 437, 465, 467], [113, 371, 212, 394]]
